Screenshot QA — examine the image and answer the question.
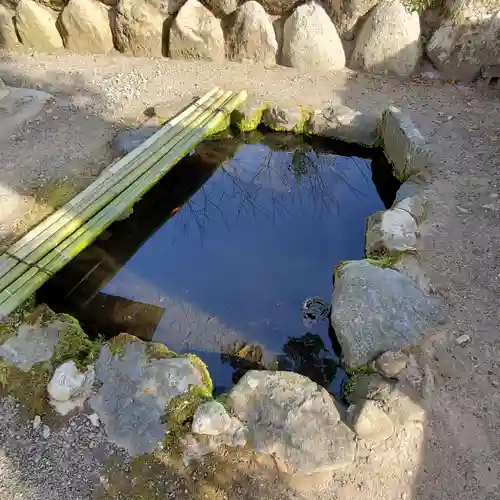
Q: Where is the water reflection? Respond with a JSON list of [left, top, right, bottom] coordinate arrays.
[[38, 130, 398, 399]]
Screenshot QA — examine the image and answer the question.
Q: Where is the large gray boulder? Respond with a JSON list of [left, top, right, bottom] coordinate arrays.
[[0, 316, 62, 371], [59, 0, 114, 53], [226, 1, 277, 65], [113, 0, 164, 57], [350, 0, 421, 77], [90, 337, 210, 456], [282, 2, 345, 71], [15, 0, 63, 50], [0, 4, 19, 47], [427, 0, 500, 81], [379, 105, 431, 181], [331, 261, 447, 368], [229, 370, 355, 474], [169, 0, 224, 61], [309, 103, 378, 146]]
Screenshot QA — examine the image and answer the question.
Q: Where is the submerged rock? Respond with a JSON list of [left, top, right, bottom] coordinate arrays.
[[90, 336, 211, 456], [331, 261, 447, 368], [229, 370, 355, 474]]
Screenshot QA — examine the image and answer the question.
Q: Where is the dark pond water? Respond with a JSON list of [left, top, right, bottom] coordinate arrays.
[[38, 130, 400, 399]]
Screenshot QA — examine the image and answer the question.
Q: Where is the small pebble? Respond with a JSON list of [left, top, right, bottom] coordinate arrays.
[[456, 334, 471, 346], [42, 425, 51, 439], [456, 206, 470, 214], [87, 413, 100, 427], [33, 415, 42, 431]]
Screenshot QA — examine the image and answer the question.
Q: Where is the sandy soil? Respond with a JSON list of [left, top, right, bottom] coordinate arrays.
[[0, 48, 500, 500]]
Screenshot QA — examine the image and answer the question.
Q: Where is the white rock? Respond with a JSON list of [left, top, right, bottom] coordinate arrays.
[[456, 334, 471, 346], [226, 1, 277, 65], [192, 400, 232, 436], [347, 400, 394, 442], [33, 415, 42, 431], [15, 0, 63, 50], [282, 2, 345, 71], [48, 361, 95, 416], [0, 5, 20, 48], [42, 425, 51, 439], [59, 0, 114, 53], [350, 0, 421, 77], [169, 0, 225, 61], [365, 208, 418, 254], [87, 413, 100, 427], [112, 0, 164, 57]]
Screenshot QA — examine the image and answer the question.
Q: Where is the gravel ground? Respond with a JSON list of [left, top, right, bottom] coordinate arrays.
[[0, 48, 500, 500]]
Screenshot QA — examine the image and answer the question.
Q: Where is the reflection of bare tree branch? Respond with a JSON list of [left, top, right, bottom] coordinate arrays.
[[164, 136, 378, 241]]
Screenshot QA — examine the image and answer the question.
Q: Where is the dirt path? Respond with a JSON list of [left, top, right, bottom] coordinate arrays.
[[0, 49, 499, 500]]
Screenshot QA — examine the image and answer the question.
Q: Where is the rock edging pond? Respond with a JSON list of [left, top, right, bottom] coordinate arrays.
[[0, 99, 447, 484]]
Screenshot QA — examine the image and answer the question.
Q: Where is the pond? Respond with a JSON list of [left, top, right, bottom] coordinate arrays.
[[38, 129, 400, 400]]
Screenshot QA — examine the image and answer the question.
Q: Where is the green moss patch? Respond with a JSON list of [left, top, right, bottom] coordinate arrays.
[[164, 386, 213, 446], [147, 343, 177, 360], [182, 354, 213, 395], [51, 321, 103, 371], [365, 250, 407, 269], [344, 363, 376, 398], [334, 260, 348, 278], [0, 359, 52, 415], [107, 333, 141, 357]]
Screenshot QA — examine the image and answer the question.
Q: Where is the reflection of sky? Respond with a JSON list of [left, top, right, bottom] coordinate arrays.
[[103, 142, 384, 367]]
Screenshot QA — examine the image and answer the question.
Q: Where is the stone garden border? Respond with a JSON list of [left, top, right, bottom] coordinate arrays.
[[0, 95, 447, 482]]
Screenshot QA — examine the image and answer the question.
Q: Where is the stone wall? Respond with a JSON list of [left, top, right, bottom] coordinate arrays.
[[0, 0, 499, 80]]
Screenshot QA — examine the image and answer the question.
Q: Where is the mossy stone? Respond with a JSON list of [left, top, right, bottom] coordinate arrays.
[[107, 333, 141, 357]]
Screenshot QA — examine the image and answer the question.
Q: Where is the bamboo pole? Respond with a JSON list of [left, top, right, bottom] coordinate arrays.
[[0, 90, 248, 317], [0, 89, 225, 287], [0, 87, 222, 279]]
